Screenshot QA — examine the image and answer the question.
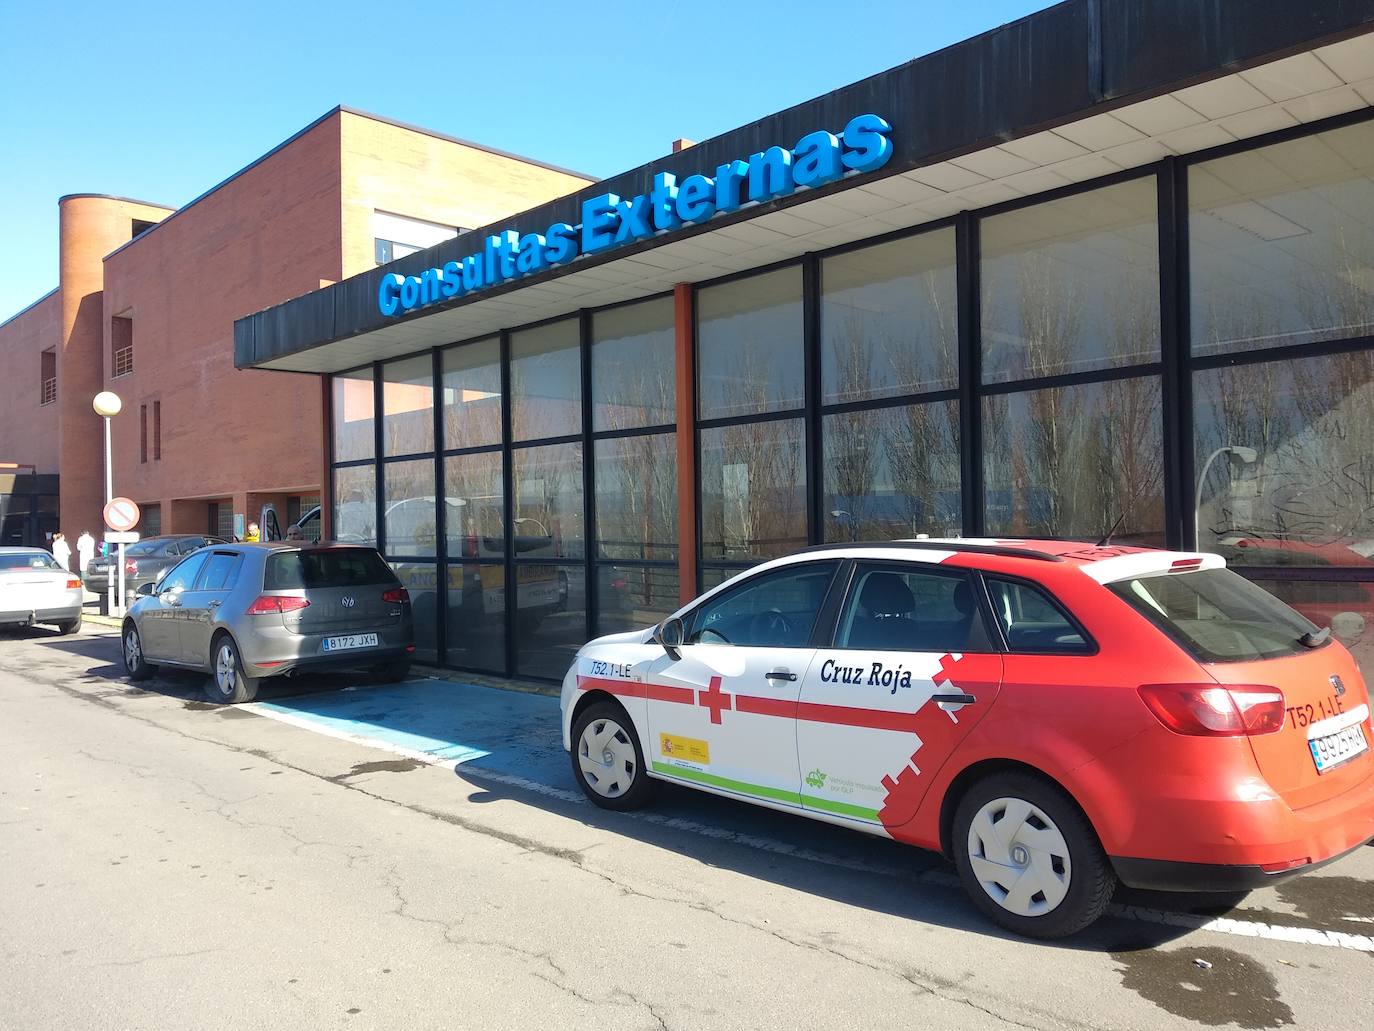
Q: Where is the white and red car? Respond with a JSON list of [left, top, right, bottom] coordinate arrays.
[[559, 539, 1374, 938]]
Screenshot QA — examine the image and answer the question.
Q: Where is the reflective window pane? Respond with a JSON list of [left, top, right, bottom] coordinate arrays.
[[383, 459, 435, 557], [514, 565, 585, 679], [511, 318, 580, 440], [821, 228, 957, 404], [1191, 121, 1374, 356], [594, 433, 678, 561], [700, 566, 752, 593], [597, 565, 680, 637], [1194, 351, 1374, 562], [699, 419, 806, 560], [443, 452, 503, 559], [983, 377, 1164, 545], [1249, 578, 1374, 685], [592, 298, 675, 431], [442, 338, 501, 450], [332, 369, 375, 463], [381, 355, 434, 457], [697, 267, 803, 419], [688, 562, 839, 647], [333, 464, 376, 546], [981, 178, 1160, 383], [446, 563, 506, 672], [823, 401, 961, 542], [512, 442, 584, 560], [390, 561, 438, 662]]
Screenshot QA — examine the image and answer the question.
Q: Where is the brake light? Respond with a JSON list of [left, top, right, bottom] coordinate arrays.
[[125, 560, 138, 577], [245, 595, 310, 615], [463, 535, 478, 558], [1138, 683, 1285, 736], [382, 587, 409, 604], [1170, 557, 1204, 572], [66, 578, 81, 589]]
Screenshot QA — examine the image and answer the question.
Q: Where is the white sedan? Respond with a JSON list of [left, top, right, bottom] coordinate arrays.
[[0, 547, 83, 634]]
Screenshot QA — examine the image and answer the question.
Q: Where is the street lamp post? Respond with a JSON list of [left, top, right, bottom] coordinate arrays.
[[92, 391, 123, 616], [1194, 445, 1258, 553]]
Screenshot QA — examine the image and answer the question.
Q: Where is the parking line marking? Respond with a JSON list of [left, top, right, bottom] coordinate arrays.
[[243, 701, 1374, 953]]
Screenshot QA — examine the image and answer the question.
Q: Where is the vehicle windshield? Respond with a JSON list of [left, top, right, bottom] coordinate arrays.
[[1107, 567, 1318, 662], [264, 548, 395, 590], [0, 553, 60, 571]]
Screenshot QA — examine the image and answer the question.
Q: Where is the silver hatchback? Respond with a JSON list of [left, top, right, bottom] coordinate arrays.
[[120, 542, 415, 703]]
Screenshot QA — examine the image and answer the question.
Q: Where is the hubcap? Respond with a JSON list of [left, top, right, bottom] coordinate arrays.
[[967, 797, 1072, 917], [577, 718, 637, 798], [124, 628, 141, 669], [215, 644, 237, 695]]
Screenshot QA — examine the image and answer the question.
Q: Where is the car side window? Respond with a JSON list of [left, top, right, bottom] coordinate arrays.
[[159, 553, 209, 594], [984, 577, 1092, 654], [687, 562, 840, 648], [834, 565, 992, 652], [196, 552, 241, 592]]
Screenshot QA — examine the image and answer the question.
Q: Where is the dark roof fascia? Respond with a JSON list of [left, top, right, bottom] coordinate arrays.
[[59, 193, 175, 210], [0, 287, 59, 333], [235, 0, 1374, 371]]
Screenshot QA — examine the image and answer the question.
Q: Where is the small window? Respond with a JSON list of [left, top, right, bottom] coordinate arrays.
[[159, 552, 209, 594], [197, 553, 241, 592], [40, 349, 56, 406], [140, 404, 148, 463], [984, 577, 1092, 654], [835, 566, 991, 652], [112, 316, 134, 378], [687, 561, 840, 648], [153, 400, 161, 460]]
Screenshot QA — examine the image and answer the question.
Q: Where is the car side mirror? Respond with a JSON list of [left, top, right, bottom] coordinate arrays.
[[136, 582, 155, 597], [659, 617, 685, 661]]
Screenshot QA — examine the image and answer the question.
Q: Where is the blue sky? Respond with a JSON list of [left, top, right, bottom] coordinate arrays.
[[0, 0, 1048, 321]]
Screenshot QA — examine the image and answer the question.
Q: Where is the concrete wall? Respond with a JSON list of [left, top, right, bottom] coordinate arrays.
[[0, 291, 62, 474], [100, 115, 347, 533]]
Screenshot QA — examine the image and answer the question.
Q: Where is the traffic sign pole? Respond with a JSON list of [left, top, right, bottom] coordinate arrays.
[[103, 498, 141, 618]]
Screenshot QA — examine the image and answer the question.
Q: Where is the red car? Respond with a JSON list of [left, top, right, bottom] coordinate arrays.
[[560, 539, 1374, 937]]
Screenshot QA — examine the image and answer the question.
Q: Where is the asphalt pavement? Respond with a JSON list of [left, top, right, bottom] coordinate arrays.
[[2, 625, 1371, 1031]]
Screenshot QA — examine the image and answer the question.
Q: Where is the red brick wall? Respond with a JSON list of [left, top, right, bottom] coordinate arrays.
[[0, 292, 61, 473]]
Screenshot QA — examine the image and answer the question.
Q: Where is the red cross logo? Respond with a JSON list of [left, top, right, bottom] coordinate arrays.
[[698, 676, 732, 725]]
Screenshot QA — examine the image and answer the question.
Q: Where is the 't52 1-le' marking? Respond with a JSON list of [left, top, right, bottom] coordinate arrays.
[[1287, 694, 1346, 729], [589, 659, 633, 679]]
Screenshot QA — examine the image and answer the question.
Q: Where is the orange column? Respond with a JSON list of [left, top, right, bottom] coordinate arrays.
[[674, 283, 697, 603], [319, 374, 334, 541]]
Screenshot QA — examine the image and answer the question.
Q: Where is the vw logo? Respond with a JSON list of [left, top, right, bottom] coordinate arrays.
[[341, 596, 355, 608], [1330, 674, 1346, 697]]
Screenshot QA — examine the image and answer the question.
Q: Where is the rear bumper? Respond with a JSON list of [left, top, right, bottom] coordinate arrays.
[[237, 618, 414, 677], [1112, 834, 1374, 892], [253, 645, 413, 677], [0, 602, 83, 625]]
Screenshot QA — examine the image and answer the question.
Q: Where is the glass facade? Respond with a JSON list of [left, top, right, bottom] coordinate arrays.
[[327, 115, 1374, 683]]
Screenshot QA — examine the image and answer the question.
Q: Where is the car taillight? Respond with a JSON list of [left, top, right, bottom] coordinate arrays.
[[66, 578, 81, 589], [382, 587, 409, 604], [125, 560, 137, 577], [1138, 683, 1285, 737], [245, 595, 310, 615], [463, 535, 478, 558]]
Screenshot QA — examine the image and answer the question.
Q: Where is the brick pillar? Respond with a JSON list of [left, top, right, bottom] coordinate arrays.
[[674, 283, 697, 604]]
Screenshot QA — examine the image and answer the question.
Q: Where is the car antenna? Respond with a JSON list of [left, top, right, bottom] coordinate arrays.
[[1095, 513, 1125, 547]]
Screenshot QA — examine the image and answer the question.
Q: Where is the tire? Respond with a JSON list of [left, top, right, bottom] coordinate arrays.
[[121, 620, 157, 681], [952, 772, 1115, 939], [371, 658, 412, 684], [206, 633, 258, 704], [56, 615, 82, 636], [570, 700, 657, 811]]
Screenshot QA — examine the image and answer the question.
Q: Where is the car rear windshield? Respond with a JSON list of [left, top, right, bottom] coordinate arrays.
[[0, 553, 59, 571], [1107, 568, 1317, 662], [126, 540, 167, 556], [264, 548, 396, 590]]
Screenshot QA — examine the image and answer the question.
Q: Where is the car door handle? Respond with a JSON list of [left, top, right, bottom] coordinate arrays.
[[932, 690, 977, 707], [765, 668, 797, 682], [164, 596, 182, 608], [207, 600, 221, 610]]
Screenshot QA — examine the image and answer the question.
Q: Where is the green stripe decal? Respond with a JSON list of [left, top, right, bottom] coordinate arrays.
[[652, 763, 880, 821]]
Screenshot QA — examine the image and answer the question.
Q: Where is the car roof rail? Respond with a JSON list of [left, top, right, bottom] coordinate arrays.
[[797, 540, 1065, 563]]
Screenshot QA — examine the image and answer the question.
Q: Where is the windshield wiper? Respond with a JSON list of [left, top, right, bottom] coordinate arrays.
[[1299, 626, 1331, 648]]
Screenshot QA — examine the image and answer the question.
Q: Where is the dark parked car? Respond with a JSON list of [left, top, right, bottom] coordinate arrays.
[[121, 542, 415, 703], [84, 534, 228, 605]]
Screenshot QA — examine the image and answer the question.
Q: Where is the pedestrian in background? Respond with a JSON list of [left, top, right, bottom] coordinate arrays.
[[76, 530, 95, 575], [52, 533, 71, 571], [245, 521, 261, 543]]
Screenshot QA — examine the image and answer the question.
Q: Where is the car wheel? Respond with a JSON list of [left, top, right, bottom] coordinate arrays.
[[952, 773, 1115, 939], [207, 633, 258, 704], [122, 621, 156, 681], [371, 658, 412, 684], [56, 615, 82, 636], [570, 701, 657, 811]]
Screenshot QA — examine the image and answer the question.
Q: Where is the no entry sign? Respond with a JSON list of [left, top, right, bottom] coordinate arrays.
[[104, 497, 140, 533]]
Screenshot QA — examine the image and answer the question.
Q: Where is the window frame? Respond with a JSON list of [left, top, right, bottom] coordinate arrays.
[[977, 573, 1099, 657], [824, 560, 998, 654], [681, 559, 844, 649]]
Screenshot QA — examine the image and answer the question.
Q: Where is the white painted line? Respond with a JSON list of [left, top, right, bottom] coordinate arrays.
[[244, 702, 1374, 953]]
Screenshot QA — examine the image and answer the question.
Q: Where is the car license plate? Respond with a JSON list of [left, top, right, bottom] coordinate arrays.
[[1309, 722, 1369, 774], [322, 633, 378, 652]]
